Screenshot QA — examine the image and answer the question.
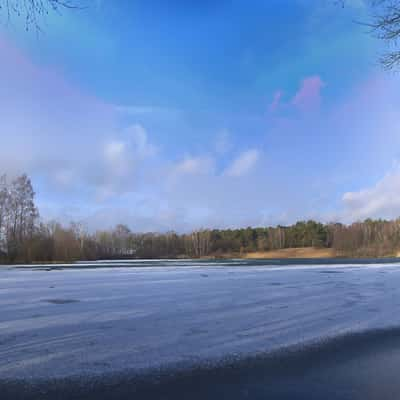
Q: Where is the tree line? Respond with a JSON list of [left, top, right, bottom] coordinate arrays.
[[2, 173, 400, 263]]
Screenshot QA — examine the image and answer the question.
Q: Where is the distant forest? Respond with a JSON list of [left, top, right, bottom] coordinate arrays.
[[1, 174, 400, 263]]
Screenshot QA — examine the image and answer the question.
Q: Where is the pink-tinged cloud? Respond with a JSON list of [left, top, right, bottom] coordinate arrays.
[[268, 90, 283, 113], [292, 76, 324, 112]]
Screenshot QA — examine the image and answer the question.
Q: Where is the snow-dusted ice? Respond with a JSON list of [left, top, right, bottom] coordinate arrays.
[[1, 259, 400, 380]]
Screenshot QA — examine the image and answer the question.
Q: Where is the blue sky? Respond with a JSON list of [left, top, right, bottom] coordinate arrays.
[[1, 0, 400, 231]]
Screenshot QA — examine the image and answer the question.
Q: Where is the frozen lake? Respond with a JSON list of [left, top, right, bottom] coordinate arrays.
[[2, 259, 400, 398]]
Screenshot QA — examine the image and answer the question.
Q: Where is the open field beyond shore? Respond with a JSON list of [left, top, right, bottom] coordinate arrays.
[[243, 247, 336, 259]]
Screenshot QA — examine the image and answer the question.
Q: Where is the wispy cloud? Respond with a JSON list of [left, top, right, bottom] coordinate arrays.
[[115, 104, 181, 117], [173, 155, 215, 177], [224, 150, 260, 177], [268, 90, 283, 113], [291, 76, 324, 112], [268, 76, 324, 115], [341, 164, 400, 222]]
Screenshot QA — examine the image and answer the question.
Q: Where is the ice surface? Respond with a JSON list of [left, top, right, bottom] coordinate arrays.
[[1, 260, 400, 380]]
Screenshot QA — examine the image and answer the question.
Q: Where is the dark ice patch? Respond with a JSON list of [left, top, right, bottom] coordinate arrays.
[[42, 299, 80, 305], [318, 270, 344, 274]]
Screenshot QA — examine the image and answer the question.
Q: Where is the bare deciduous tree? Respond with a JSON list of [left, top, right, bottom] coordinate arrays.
[[0, 174, 10, 253], [186, 230, 211, 258], [6, 174, 39, 259], [0, 174, 39, 261]]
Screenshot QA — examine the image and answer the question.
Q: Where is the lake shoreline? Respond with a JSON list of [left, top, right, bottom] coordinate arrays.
[[2, 246, 400, 266]]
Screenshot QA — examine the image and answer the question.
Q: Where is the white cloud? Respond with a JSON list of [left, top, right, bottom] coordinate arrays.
[[128, 124, 157, 158], [103, 139, 130, 186], [104, 125, 156, 167], [104, 140, 126, 163], [224, 149, 260, 177], [99, 124, 158, 200], [173, 156, 215, 176], [342, 166, 400, 221]]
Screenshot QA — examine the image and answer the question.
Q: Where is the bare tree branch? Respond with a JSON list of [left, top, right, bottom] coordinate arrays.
[[0, 0, 83, 31], [367, 1, 400, 69], [340, 0, 400, 69]]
